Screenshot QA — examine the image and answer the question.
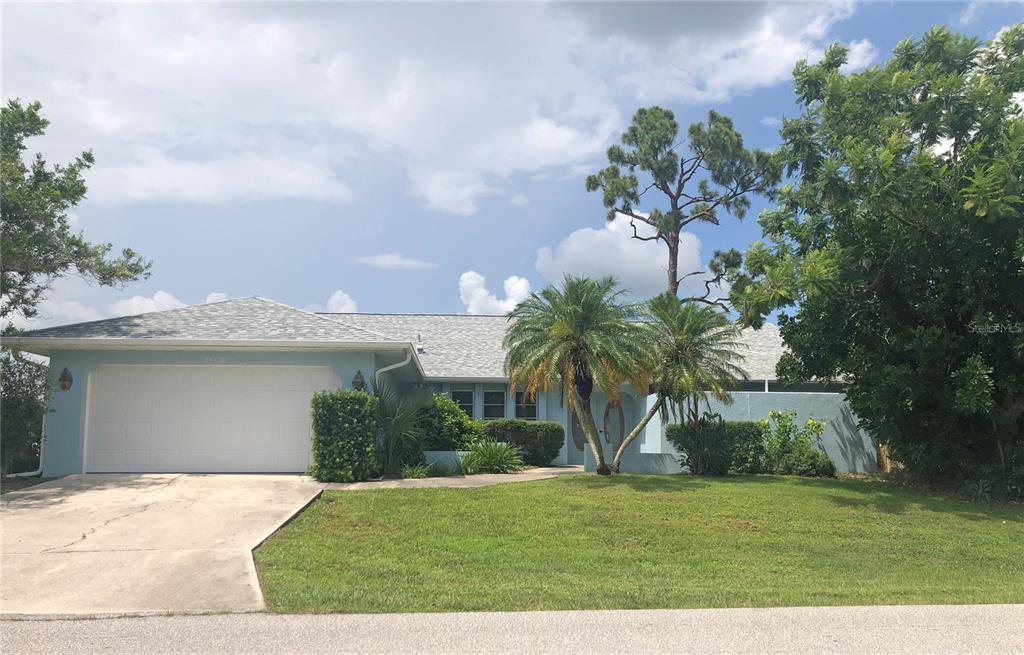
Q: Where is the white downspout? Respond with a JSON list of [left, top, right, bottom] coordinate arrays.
[[6, 350, 47, 478], [374, 347, 413, 389]]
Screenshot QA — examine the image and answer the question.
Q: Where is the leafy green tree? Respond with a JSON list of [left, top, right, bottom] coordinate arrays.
[[504, 275, 650, 475], [586, 107, 780, 300], [611, 294, 747, 472], [733, 26, 1024, 492], [1, 99, 150, 322], [0, 350, 47, 475]]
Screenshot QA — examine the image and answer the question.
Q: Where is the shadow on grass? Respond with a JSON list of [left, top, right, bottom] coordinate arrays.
[[572, 472, 1022, 523], [569, 473, 713, 494]]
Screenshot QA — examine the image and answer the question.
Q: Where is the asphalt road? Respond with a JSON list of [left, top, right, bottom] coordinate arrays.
[[3, 605, 1023, 654]]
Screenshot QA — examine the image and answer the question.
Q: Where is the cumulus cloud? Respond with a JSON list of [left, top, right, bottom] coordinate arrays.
[[958, 0, 1022, 25], [841, 38, 878, 73], [759, 116, 781, 127], [110, 290, 187, 316], [458, 271, 531, 315], [2, 2, 861, 215], [356, 252, 437, 270], [569, 2, 857, 103], [205, 292, 229, 303], [325, 289, 358, 313], [535, 214, 713, 299], [7, 299, 105, 332]]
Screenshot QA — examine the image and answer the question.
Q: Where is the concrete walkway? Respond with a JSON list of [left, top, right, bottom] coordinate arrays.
[[322, 465, 582, 490], [0, 474, 321, 616], [3, 605, 1022, 654]]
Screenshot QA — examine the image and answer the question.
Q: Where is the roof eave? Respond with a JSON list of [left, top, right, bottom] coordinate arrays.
[[0, 336, 413, 357]]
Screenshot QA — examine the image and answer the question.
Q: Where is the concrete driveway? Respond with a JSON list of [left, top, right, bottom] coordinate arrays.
[[0, 474, 321, 616]]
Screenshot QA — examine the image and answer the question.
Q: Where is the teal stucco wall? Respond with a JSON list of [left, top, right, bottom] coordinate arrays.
[[586, 391, 877, 474], [41, 349, 375, 477]]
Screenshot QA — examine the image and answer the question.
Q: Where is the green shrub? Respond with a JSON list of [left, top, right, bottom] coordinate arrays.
[[401, 463, 427, 479], [416, 394, 484, 451], [310, 390, 379, 482], [460, 440, 524, 474], [425, 461, 453, 477], [666, 411, 836, 478], [482, 419, 563, 465], [756, 411, 834, 477], [665, 413, 736, 475], [777, 441, 836, 477]]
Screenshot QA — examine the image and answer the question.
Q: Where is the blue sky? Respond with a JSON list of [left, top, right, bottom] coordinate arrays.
[[3, 1, 1021, 326]]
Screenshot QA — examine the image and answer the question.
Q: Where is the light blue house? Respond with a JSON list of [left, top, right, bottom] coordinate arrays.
[[4, 297, 877, 477]]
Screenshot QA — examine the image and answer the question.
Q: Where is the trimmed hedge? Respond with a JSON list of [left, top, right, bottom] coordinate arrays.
[[416, 394, 484, 451], [665, 416, 760, 475], [482, 419, 563, 466], [666, 412, 836, 478], [310, 390, 379, 482]]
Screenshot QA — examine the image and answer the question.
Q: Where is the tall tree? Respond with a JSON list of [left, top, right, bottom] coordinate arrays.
[[610, 294, 747, 472], [732, 26, 1024, 494], [586, 107, 780, 301], [1, 99, 150, 323], [0, 350, 46, 475], [504, 276, 651, 475]]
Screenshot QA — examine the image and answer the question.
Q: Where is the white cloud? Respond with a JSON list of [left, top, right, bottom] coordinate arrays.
[[325, 289, 358, 313], [573, 2, 857, 104], [7, 298, 105, 331], [7, 282, 236, 331], [759, 116, 781, 127], [458, 271, 531, 315], [841, 39, 878, 73], [961, 1, 1024, 26], [535, 214, 711, 300], [2, 2, 860, 215], [110, 290, 186, 316], [88, 149, 352, 204], [356, 252, 437, 270]]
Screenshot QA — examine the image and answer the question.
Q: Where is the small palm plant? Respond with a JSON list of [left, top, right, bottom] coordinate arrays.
[[504, 275, 651, 475], [610, 293, 747, 472], [374, 379, 432, 478]]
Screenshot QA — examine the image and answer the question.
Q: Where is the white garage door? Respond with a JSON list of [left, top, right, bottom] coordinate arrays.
[[85, 365, 339, 473]]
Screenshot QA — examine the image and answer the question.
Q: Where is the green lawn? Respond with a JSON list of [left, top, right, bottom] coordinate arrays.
[[255, 474, 1023, 613]]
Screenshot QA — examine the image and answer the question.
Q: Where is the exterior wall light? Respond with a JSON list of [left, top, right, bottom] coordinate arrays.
[[58, 366, 74, 391], [351, 370, 366, 391]]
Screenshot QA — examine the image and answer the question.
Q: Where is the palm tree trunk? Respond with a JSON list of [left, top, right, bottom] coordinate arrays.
[[572, 390, 610, 475], [610, 394, 665, 473]]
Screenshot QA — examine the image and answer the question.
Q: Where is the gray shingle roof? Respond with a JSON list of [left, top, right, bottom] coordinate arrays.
[[16, 297, 396, 343], [321, 313, 787, 381], [735, 323, 785, 381], [12, 297, 786, 380], [321, 313, 510, 379]]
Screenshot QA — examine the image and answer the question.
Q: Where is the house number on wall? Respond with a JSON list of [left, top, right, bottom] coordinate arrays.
[[203, 356, 226, 364]]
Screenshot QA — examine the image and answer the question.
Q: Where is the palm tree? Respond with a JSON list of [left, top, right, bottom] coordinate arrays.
[[504, 275, 651, 475], [610, 292, 747, 472]]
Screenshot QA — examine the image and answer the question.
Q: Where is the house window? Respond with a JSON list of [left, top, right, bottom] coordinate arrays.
[[483, 390, 506, 419], [515, 391, 537, 420], [451, 389, 474, 418]]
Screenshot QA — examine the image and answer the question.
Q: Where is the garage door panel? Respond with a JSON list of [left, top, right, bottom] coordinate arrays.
[[86, 365, 337, 473]]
